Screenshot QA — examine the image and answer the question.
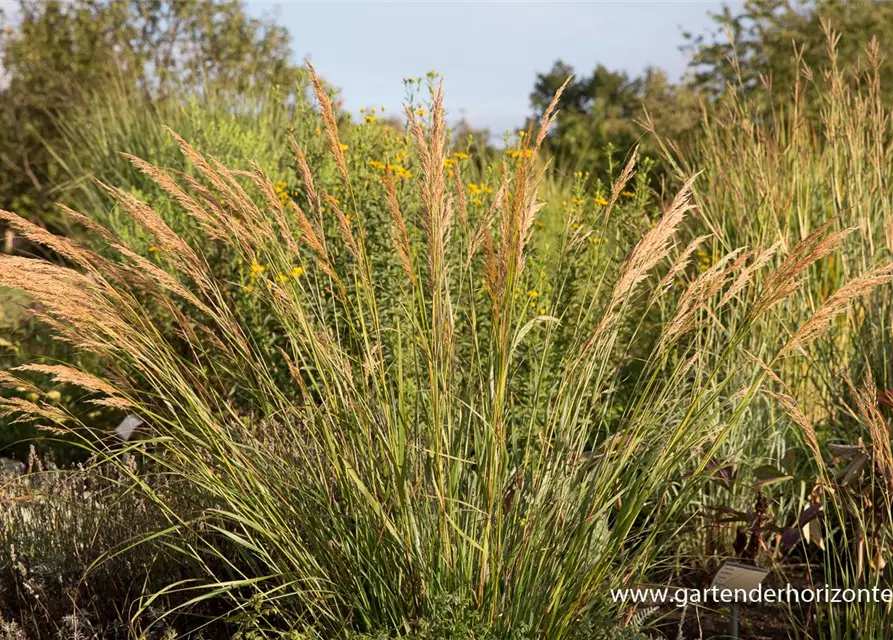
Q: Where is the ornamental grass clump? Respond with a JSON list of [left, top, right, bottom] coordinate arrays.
[[0, 64, 886, 638]]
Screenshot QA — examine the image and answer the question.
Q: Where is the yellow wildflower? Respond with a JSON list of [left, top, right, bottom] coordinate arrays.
[[250, 262, 265, 278], [148, 245, 158, 253], [526, 290, 539, 298], [277, 273, 288, 283], [595, 196, 608, 206], [417, 108, 426, 116], [242, 285, 254, 292], [292, 266, 305, 278], [453, 152, 469, 160], [340, 144, 349, 151], [622, 190, 635, 198], [364, 115, 376, 123], [444, 158, 456, 169]]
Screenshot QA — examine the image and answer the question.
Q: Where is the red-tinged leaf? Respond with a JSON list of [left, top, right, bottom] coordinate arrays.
[[878, 389, 893, 409], [797, 503, 823, 528], [781, 526, 801, 550], [753, 465, 792, 486], [827, 442, 864, 460]]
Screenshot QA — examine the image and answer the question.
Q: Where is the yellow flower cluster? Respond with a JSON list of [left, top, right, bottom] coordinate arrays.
[[273, 180, 293, 206], [696, 249, 713, 271], [562, 195, 608, 208], [242, 262, 304, 293], [453, 152, 469, 160], [505, 148, 534, 160], [467, 183, 493, 196], [368, 159, 412, 179], [361, 106, 382, 124]]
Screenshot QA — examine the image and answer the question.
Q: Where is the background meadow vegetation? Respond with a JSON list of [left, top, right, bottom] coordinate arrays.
[[4, 0, 893, 638]]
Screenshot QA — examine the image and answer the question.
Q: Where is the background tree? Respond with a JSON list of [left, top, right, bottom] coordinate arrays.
[[529, 61, 701, 184], [0, 0, 298, 226], [683, 0, 893, 100]]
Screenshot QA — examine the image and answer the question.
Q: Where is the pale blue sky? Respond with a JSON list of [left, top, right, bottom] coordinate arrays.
[[248, 1, 736, 134]]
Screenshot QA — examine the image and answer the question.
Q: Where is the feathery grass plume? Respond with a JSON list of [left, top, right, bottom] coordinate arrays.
[[0, 397, 69, 429], [718, 243, 780, 307], [167, 167, 255, 252], [0, 209, 98, 273], [245, 161, 302, 259], [120, 152, 226, 241], [306, 60, 349, 183], [472, 180, 506, 270], [383, 168, 415, 285], [211, 159, 265, 218], [532, 75, 572, 153], [163, 126, 248, 207], [606, 151, 638, 217], [103, 239, 214, 316], [14, 364, 122, 398], [766, 390, 823, 466], [584, 173, 697, 354], [752, 216, 856, 316], [453, 162, 468, 234], [747, 351, 790, 392], [288, 136, 321, 215], [288, 199, 326, 259], [287, 200, 338, 283], [0, 256, 115, 333], [406, 83, 452, 288], [656, 234, 711, 293], [613, 174, 697, 303], [325, 192, 361, 262], [161, 127, 266, 251], [848, 371, 893, 486], [659, 248, 747, 350], [781, 264, 893, 356], [93, 181, 209, 283], [0, 371, 40, 396]]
